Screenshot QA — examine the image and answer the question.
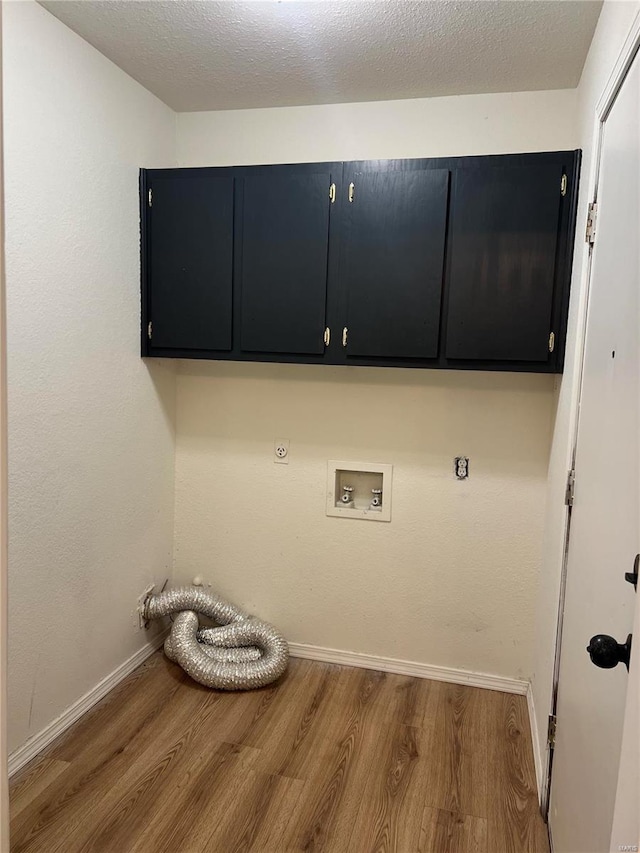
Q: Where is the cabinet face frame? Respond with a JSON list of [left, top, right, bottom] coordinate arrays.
[[141, 150, 581, 373]]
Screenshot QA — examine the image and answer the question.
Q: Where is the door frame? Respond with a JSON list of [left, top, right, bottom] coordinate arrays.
[[542, 8, 640, 820], [0, 4, 9, 849]]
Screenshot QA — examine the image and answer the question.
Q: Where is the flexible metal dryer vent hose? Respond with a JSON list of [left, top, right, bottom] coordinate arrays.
[[143, 586, 289, 691]]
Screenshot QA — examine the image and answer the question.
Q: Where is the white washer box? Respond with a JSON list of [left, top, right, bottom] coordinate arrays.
[[326, 461, 393, 522]]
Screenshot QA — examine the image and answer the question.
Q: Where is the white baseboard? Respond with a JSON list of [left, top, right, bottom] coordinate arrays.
[[288, 642, 529, 695], [526, 684, 545, 804], [8, 632, 166, 778]]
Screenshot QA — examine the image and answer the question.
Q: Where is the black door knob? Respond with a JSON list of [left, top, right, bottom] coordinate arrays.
[[587, 634, 632, 671], [625, 554, 639, 590]]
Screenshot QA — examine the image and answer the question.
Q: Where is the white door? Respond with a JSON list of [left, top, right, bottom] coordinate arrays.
[[548, 47, 640, 853], [609, 578, 640, 853]]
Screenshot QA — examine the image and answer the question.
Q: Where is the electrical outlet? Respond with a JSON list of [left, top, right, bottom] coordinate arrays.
[[274, 438, 290, 464], [136, 584, 155, 629], [454, 456, 469, 480]]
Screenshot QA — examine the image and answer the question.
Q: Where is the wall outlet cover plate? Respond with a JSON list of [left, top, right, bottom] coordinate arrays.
[[274, 438, 290, 464]]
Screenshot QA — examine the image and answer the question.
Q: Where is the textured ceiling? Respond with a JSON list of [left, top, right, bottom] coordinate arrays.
[[39, 0, 602, 112]]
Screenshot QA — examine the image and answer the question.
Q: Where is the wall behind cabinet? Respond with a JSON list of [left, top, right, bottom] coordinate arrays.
[[178, 89, 577, 165], [173, 89, 577, 681]]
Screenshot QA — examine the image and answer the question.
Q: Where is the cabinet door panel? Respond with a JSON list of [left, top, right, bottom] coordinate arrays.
[[445, 164, 563, 362], [342, 169, 449, 359], [148, 172, 234, 351], [240, 172, 332, 354]]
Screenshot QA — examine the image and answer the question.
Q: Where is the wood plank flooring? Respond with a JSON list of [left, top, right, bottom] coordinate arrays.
[[10, 652, 549, 853]]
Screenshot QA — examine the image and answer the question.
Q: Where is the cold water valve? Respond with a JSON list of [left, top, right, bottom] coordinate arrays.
[[340, 484, 355, 508]]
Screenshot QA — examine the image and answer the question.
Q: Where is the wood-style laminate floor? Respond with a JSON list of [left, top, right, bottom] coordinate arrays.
[[10, 652, 549, 853]]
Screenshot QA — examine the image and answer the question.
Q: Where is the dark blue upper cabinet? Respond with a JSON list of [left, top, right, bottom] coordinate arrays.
[[446, 163, 565, 363], [143, 168, 234, 352], [239, 169, 334, 355], [141, 151, 580, 373], [339, 168, 449, 360]]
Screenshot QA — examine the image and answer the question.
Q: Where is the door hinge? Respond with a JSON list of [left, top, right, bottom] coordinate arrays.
[[565, 468, 575, 507], [560, 174, 568, 197], [329, 183, 336, 204], [342, 326, 348, 347], [585, 201, 597, 244], [348, 182, 355, 203], [547, 714, 557, 748], [548, 332, 555, 353], [147, 321, 152, 340], [147, 188, 153, 208], [324, 327, 331, 346]]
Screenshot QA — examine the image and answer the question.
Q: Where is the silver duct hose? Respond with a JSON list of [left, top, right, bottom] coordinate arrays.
[[143, 586, 289, 690]]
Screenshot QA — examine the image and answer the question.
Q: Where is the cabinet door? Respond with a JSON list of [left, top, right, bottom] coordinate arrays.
[[239, 170, 333, 354], [445, 163, 563, 362], [147, 171, 234, 351], [341, 169, 449, 359]]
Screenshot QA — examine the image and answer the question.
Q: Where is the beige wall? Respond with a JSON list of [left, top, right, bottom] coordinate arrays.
[[531, 0, 640, 784], [174, 88, 577, 681], [4, 1, 177, 755], [178, 88, 577, 165], [176, 363, 554, 679]]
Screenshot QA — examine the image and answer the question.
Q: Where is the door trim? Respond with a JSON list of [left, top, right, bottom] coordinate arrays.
[[597, 11, 640, 123], [541, 8, 640, 820], [0, 5, 8, 848]]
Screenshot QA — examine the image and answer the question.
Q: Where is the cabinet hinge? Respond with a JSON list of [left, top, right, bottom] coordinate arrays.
[[348, 182, 355, 203], [565, 469, 575, 507], [547, 714, 557, 748], [560, 174, 568, 197], [148, 188, 153, 208], [324, 327, 331, 346], [147, 320, 152, 340], [585, 201, 597, 244], [329, 183, 336, 204], [548, 331, 555, 353], [342, 326, 348, 347]]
